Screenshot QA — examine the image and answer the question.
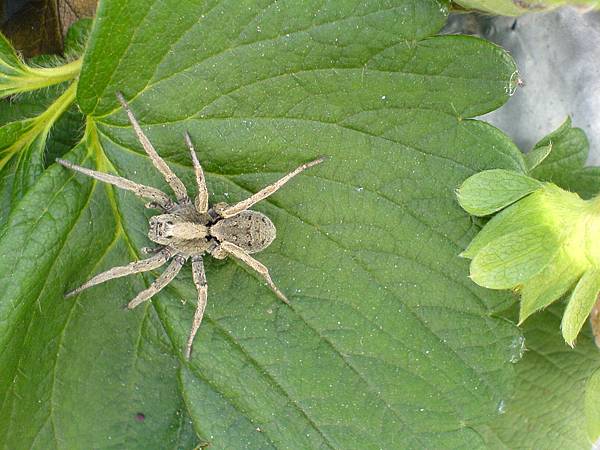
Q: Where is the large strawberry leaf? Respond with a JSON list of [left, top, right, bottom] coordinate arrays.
[[0, 1, 528, 448]]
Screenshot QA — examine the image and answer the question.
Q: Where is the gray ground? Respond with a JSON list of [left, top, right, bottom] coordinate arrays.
[[444, 8, 600, 164]]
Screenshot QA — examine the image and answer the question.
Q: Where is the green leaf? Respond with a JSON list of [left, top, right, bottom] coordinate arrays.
[[585, 368, 600, 442], [0, 32, 25, 72], [519, 249, 584, 324], [0, 82, 81, 229], [461, 189, 548, 259], [561, 269, 600, 346], [470, 225, 559, 289], [478, 305, 599, 450], [530, 116, 600, 199], [0, 1, 529, 448], [457, 169, 541, 216], [524, 144, 552, 172]]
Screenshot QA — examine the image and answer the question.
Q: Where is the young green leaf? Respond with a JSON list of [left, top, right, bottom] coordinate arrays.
[[519, 250, 584, 324], [64, 18, 94, 55], [525, 144, 552, 172], [458, 137, 600, 342], [461, 188, 550, 259], [453, 0, 597, 15], [452, 0, 529, 14], [561, 269, 600, 346], [530, 117, 600, 199], [0, 32, 25, 72], [0, 31, 81, 98], [457, 169, 541, 216], [0, 82, 80, 228], [470, 224, 559, 289], [468, 120, 600, 450]]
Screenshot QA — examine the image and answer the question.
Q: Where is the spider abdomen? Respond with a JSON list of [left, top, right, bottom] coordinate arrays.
[[210, 210, 276, 254]]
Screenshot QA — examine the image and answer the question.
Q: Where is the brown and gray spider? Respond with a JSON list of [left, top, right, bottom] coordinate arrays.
[[57, 92, 324, 359]]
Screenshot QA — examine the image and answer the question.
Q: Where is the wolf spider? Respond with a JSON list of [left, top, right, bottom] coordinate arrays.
[[57, 92, 324, 359]]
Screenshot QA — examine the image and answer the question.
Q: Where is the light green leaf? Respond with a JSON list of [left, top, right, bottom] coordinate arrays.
[[470, 225, 559, 289], [519, 250, 584, 324], [461, 189, 548, 259], [0, 32, 81, 98], [457, 169, 541, 216], [452, 0, 527, 15], [561, 269, 600, 346], [0, 1, 529, 448], [525, 144, 552, 172]]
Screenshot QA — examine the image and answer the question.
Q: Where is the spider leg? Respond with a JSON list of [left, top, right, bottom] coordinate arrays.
[[184, 256, 208, 359], [116, 92, 189, 203], [214, 241, 288, 304], [65, 248, 172, 298], [141, 246, 163, 255], [184, 132, 209, 213], [217, 156, 326, 219], [56, 158, 173, 209], [127, 255, 187, 309]]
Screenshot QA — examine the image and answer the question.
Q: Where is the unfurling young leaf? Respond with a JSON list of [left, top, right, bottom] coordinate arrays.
[[456, 169, 541, 216], [524, 144, 552, 172], [562, 269, 600, 346], [458, 130, 600, 345]]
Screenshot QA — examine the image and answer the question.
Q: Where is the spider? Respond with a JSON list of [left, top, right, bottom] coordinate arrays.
[[57, 92, 325, 359]]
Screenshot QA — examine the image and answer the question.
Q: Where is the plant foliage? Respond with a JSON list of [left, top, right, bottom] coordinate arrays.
[[0, 1, 598, 449]]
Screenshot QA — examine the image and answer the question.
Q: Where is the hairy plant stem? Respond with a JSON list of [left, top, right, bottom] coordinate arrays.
[[0, 58, 82, 97], [0, 81, 78, 171]]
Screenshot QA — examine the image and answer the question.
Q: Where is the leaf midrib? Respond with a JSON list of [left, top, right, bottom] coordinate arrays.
[[94, 132, 508, 446], [100, 127, 491, 299], [100, 115, 521, 176]]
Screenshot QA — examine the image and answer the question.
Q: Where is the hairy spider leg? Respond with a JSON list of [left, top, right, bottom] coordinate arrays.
[[214, 241, 289, 304], [184, 256, 208, 359], [127, 255, 187, 309], [184, 132, 209, 213], [116, 91, 189, 203], [56, 158, 173, 209], [218, 156, 326, 219], [65, 249, 172, 298]]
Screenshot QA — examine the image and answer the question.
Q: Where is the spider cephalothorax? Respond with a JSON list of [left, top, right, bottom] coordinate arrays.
[[57, 92, 324, 359]]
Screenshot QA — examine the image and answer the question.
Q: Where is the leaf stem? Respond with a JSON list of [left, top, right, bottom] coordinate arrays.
[[0, 58, 82, 98], [0, 81, 78, 171]]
